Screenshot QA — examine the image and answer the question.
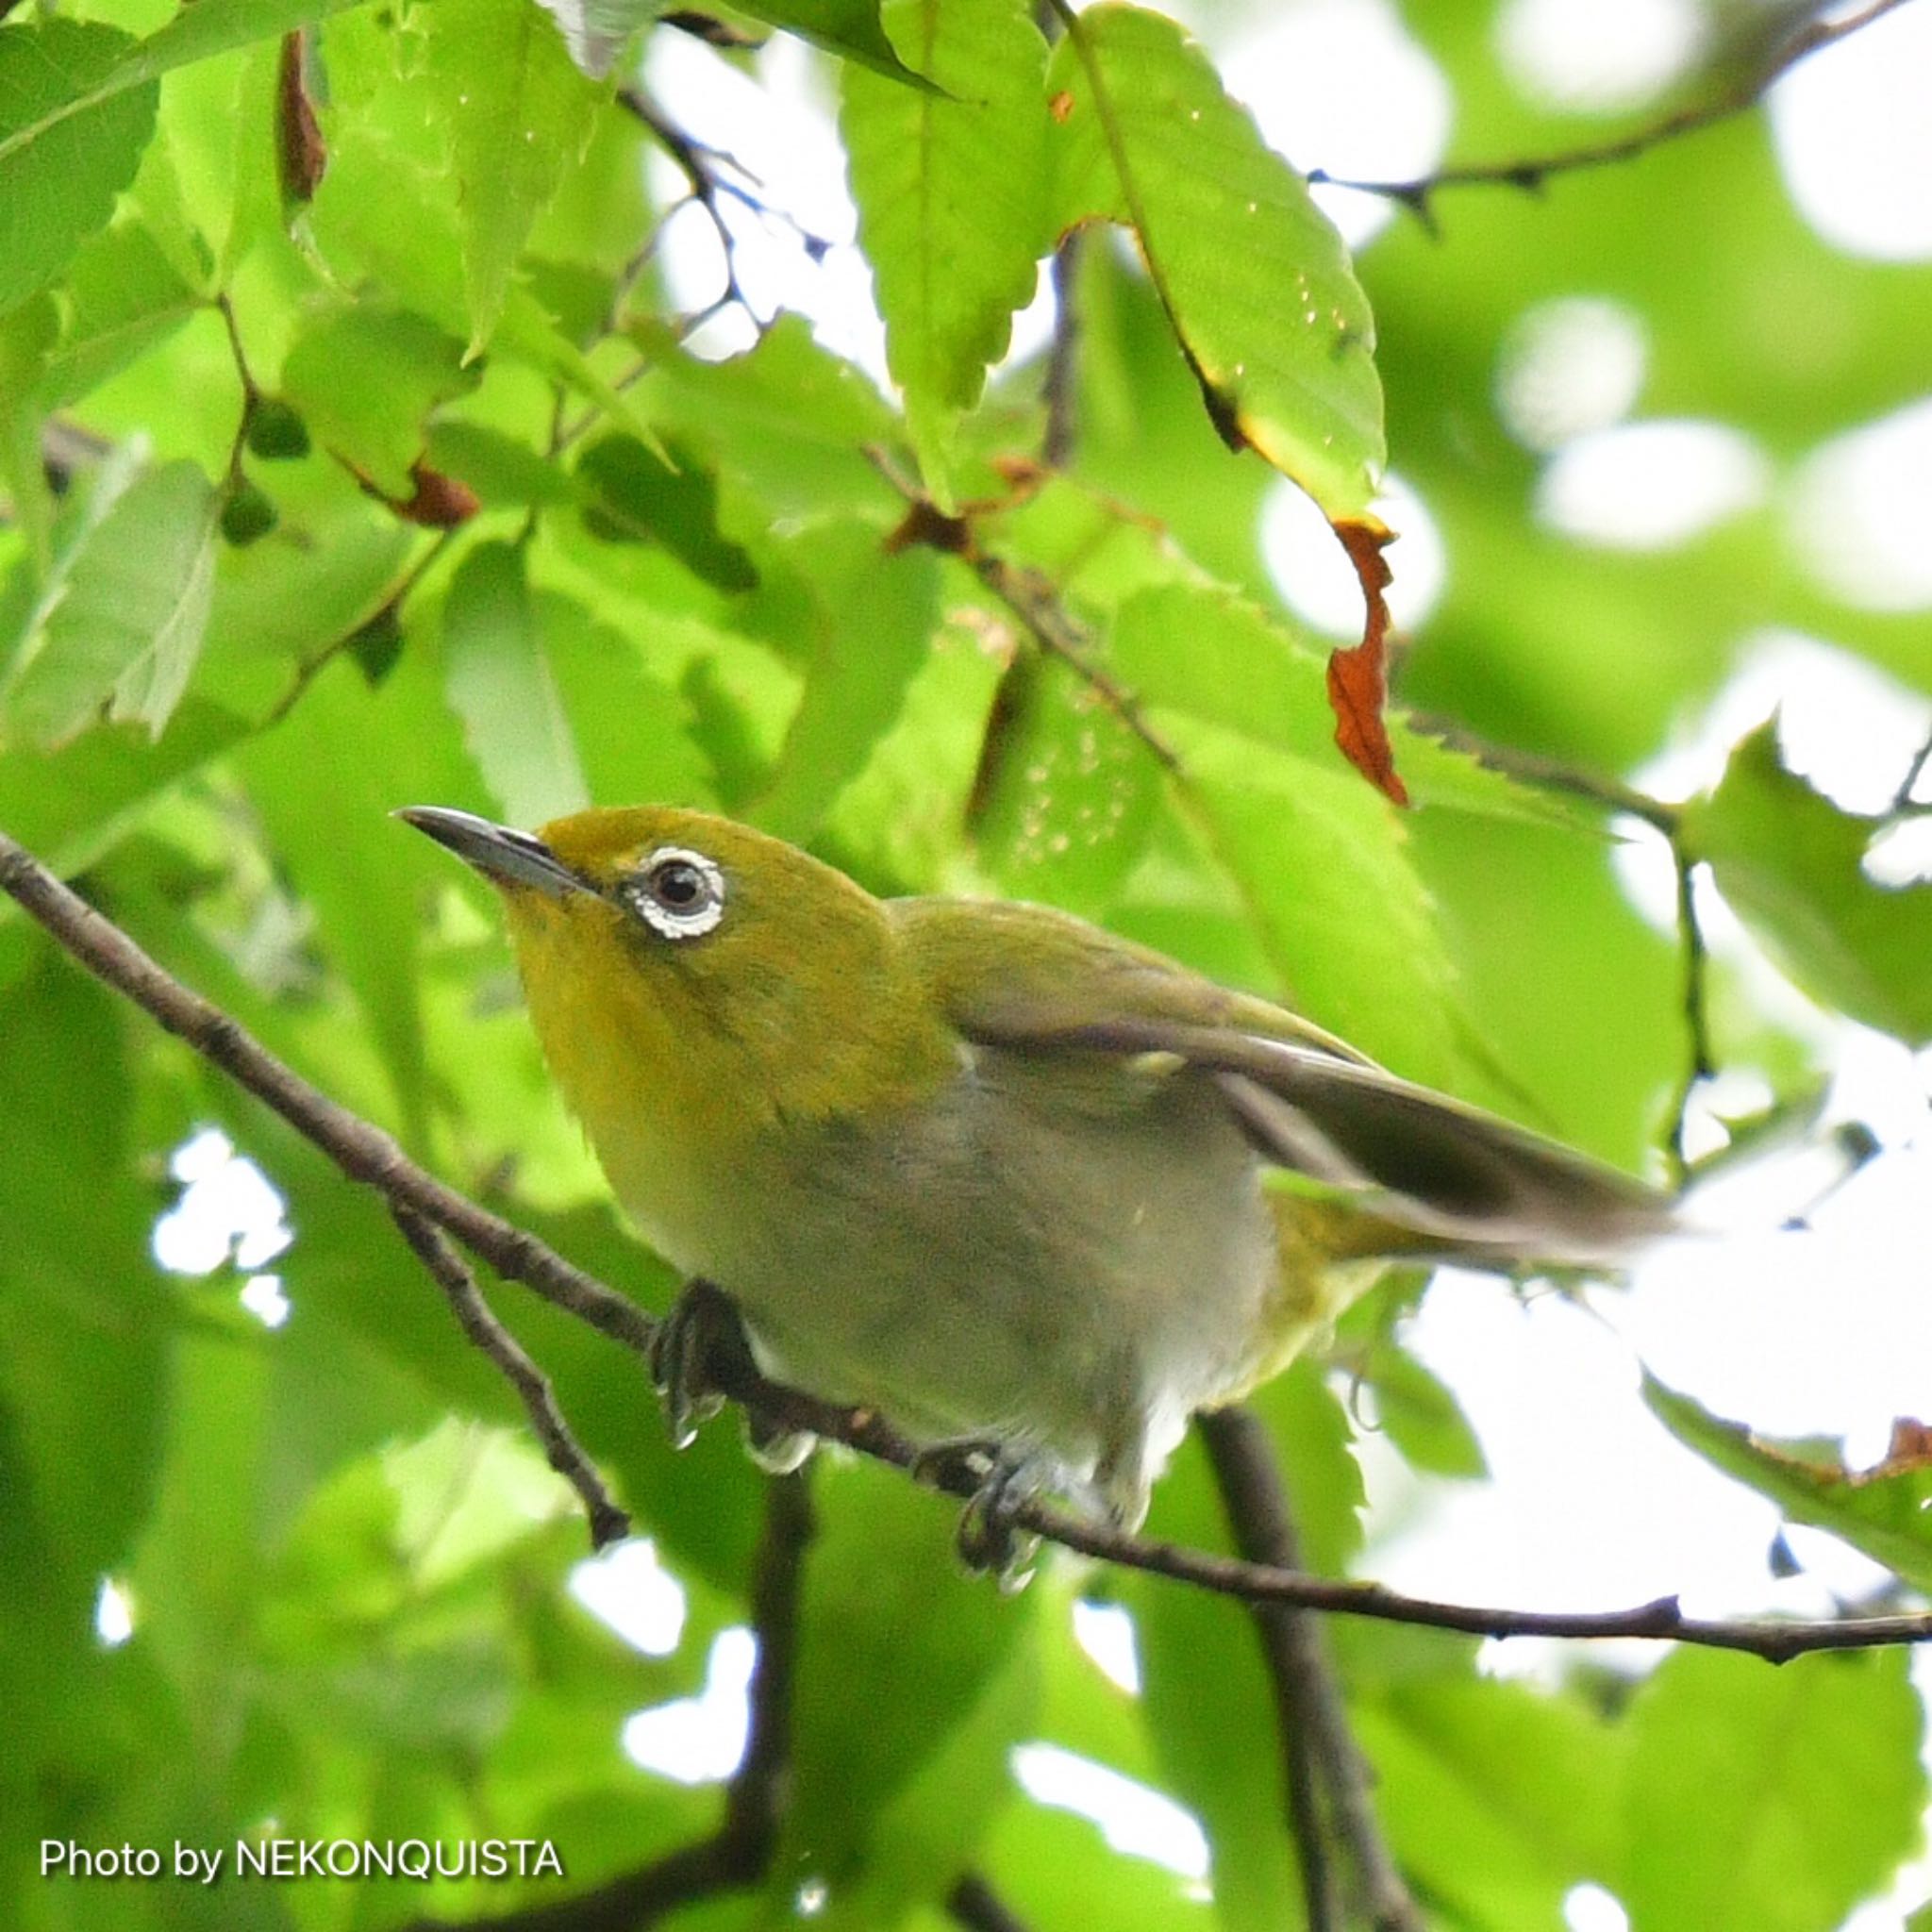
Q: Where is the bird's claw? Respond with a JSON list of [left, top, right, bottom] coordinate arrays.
[[650, 1279, 746, 1450], [912, 1441, 1043, 1591]]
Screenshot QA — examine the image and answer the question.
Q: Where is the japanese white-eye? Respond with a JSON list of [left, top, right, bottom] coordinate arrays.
[[402, 804, 1672, 1529]]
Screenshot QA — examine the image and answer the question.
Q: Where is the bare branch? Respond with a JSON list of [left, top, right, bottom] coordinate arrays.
[[1308, 0, 1914, 232], [7, 826, 1932, 1661], [390, 1207, 630, 1550], [1202, 1408, 1422, 1932]]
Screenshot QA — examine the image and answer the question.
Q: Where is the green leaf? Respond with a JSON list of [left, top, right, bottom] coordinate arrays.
[[0, 20, 158, 312], [575, 434, 760, 592], [749, 518, 940, 842], [1352, 1662, 1623, 1927], [1046, 4, 1382, 517], [1361, 1345, 1488, 1481], [426, 420, 579, 511], [1620, 1647, 1924, 1932], [0, 293, 58, 570], [0, 697, 250, 875], [442, 541, 591, 828], [785, 1461, 1037, 1905], [972, 651, 1161, 919], [738, 0, 944, 90], [841, 0, 1050, 490], [419, 0, 608, 350], [281, 305, 477, 497], [4, 459, 217, 748], [1644, 1374, 1932, 1594], [1686, 721, 1932, 1044], [1169, 717, 1464, 1090], [42, 219, 203, 412], [539, 591, 716, 809], [234, 650, 471, 1140], [119, 0, 375, 86]]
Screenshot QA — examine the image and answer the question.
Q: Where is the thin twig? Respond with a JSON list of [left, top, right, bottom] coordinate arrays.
[[947, 1872, 1032, 1932], [6, 828, 1932, 1661], [406, 1474, 814, 1932], [1309, 0, 1914, 233], [390, 1206, 630, 1550], [1401, 713, 1678, 833], [1888, 726, 1932, 818], [868, 448, 1183, 773], [1202, 1408, 1424, 1932]]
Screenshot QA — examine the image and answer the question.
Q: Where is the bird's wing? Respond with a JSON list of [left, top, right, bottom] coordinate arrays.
[[893, 896, 1674, 1266]]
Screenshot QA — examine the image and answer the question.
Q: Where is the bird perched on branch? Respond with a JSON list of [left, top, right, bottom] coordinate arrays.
[[402, 804, 1673, 1548]]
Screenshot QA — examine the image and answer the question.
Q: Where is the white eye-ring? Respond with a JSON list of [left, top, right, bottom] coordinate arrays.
[[624, 846, 726, 940]]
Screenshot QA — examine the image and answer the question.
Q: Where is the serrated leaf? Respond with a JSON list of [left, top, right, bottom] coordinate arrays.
[[749, 518, 939, 842], [1046, 4, 1383, 518], [1644, 1374, 1932, 1594], [841, 0, 1050, 491], [281, 304, 477, 497], [1686, 720, 1932, 1044], [0, 20, 158, 311], [1620, 1647, 1924, 1932], [442, 541, 591, 828], [420, 0, 608, 350], [4, 459, 216, 748]]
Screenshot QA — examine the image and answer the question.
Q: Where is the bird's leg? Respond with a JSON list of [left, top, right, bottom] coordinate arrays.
[[911, 1439, 1045, 1590], [653, 1279, 821, 1474], [650, 1277, 751, 1449]]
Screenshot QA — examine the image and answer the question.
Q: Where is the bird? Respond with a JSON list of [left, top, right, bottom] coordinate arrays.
[[401, 803, 1674, 1543]]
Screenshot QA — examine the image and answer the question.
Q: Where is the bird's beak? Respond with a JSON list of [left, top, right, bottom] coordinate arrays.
[[395, 807, 587, 900]]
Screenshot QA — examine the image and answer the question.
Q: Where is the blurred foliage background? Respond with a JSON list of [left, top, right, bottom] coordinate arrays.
[[2, 0, 1930, 1926]]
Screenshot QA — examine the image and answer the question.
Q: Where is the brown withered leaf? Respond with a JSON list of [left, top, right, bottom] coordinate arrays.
[[276, 32, 326, 207], [1325, 514, 1407, 807], [1860, 1417, 1932, 1481], [347, 460, 480, 528]]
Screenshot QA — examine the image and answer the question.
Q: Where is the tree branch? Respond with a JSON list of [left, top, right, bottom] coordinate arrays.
[[1308, 0, 1913, 234], [407, 1473, 813, 1932], [390, 1206, 631, 1550], [1202, 1408, 1422, 1932], [6, 826, 1931, 1661], [869, 449, 1182, 773]]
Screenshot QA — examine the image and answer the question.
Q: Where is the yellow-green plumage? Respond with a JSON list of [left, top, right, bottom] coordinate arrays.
[[407, 803, 1673, 1526]]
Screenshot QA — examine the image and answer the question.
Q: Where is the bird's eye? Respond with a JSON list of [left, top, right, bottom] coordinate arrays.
[[624, 846, 726, 941]]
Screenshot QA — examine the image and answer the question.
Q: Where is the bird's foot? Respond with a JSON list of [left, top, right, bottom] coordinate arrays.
[[911, 1440, 1045, 1591], [650, 1278, 751, 1450]]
